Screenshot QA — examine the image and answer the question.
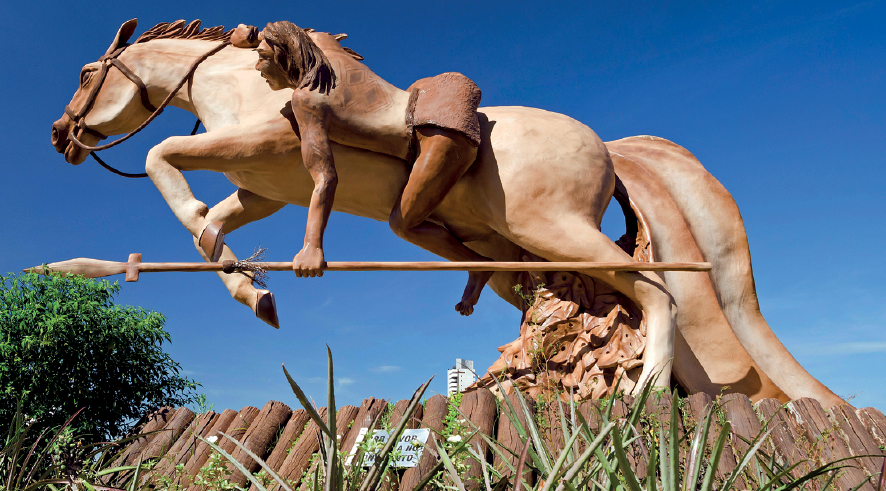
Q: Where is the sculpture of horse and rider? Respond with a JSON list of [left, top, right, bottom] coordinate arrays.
[[49, 18, 844, 408]]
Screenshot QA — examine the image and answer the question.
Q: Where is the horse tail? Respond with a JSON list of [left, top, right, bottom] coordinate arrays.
[[607, 136, 843, 407]]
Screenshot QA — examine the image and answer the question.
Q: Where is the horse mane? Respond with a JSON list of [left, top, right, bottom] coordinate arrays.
[[134, 20, 232, 44], [133, 20, 365, 60]]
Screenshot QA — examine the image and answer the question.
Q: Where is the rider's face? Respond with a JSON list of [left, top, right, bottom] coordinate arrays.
[[255, 40, 289, 91], [231, 24, 261, 48]]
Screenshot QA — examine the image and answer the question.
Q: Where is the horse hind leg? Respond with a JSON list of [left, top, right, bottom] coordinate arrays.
[[507, 215, 678, 392], [196, 189, 286, 328]]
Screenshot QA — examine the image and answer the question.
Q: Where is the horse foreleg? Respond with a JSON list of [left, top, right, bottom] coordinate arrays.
[[145, 121, 298, 236], [144, 122, 296, 327], [196, 189, 287, 328]]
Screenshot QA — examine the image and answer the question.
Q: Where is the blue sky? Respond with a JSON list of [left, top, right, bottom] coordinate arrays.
[[2, 1, 884, 413]]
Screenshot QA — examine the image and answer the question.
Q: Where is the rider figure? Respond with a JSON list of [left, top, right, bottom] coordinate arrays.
[[225, 21, 493, 315]]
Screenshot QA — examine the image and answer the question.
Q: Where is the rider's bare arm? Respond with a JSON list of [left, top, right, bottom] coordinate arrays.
[[291, 92, 337, 278]]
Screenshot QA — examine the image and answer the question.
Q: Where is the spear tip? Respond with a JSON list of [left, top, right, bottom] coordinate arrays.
[[23, 258, 128, 279]]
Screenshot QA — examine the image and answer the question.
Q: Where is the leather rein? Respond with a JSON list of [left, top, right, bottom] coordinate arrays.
[[66, 41, 230, 178]]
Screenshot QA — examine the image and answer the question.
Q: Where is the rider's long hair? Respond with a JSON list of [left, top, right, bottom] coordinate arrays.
[[262, 21, 337, 95]]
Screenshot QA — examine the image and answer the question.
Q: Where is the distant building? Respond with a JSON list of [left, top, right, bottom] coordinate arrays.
[[447, 359, 476, 396]]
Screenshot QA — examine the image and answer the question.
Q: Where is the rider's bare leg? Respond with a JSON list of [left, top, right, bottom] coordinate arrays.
[[388, 126, 492, 316], [506, 214, 677, 391], [193, 189, 287, 328]]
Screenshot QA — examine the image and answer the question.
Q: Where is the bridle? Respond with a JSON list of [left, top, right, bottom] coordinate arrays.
[[66, 40, 230, 177]]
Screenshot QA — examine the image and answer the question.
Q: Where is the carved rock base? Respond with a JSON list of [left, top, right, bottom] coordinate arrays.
[[472, 233, 651, 401]]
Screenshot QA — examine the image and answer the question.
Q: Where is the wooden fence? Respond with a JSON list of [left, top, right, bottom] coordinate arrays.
[[106, 392, 886, 491]]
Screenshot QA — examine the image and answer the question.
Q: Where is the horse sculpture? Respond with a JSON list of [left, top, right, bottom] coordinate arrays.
[[50, 19, 843, 407]]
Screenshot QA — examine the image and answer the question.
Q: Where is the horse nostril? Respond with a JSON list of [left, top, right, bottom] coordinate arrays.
[[51, 123, 68, 153]]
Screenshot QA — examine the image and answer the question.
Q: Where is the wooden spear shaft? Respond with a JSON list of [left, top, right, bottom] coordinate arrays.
[[136, 261, 712, 272], [27, 254, 711, 282]]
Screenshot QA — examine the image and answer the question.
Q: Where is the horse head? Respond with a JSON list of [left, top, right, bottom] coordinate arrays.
[[51, 19, 161, 165], [52, 19, 236, 165]]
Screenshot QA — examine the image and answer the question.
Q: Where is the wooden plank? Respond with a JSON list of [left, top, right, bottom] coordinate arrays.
[[244, 408, 310, 491], [857, 408, 886, 489], [538, 400, 566, 458], [219, 406, 261, 453], [340, 398, 387, 456], [139, 407, 195, 464], [295, 405, 361, 491], [264, 409, 311, 472], [493, 392, 536, 487], [133, 407, 196, 486], [389, 398, 425, 430], [378, 399, 426, 491], [644, 392, 689, 481], [789, 398, 874, 491], [685, 392, 735, 481], [334, 404, 361, 440], [227, 401, 293, 487], [400, 395, 449, 491], [109, 407, 176, 474], [646, 391, 676, 433], [721, 393, 761, 488], [607, 398, 646, 478], [181, 403, 265, 490], [273, 407, 328, 490], [109, 407, 190, 486], [827, 405, 885, 478], [609, 399, 630, 420], [180, 408, 239, 488], [756, 398, 818, 488], [152, 412, 218, 482], [857, 407, 886, 447], [184, 406, 260, 491], [578, 400, 603, 434], [460, 389, 498, 490]]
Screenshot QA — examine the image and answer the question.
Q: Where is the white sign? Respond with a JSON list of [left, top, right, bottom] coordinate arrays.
[[345, 428, 431, 468]]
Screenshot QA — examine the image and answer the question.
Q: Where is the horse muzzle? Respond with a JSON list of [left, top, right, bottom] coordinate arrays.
[[51, 115, 93, 165]]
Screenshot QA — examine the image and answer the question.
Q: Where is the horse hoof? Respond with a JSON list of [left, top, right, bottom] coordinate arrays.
[[199, 221, 225, 263], [255, 289, 280, 329]]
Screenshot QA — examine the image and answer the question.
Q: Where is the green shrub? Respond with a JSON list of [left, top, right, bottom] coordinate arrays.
[[0, 271, 198, 441]]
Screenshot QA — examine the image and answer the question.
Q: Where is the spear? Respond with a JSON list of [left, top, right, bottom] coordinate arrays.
[[25, 253, 711, 283]]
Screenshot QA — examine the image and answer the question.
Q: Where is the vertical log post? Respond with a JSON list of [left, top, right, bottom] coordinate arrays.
[[153, 412, 219, 482], [789, 398, 874, 491], [685, 393, 735, 482], [227, 401, 293, 487], [493, 392, 536, 487], [400, 395, 448, 490], [460, 389, 498, 490]]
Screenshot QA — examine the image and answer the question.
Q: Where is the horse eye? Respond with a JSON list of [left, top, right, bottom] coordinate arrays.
[[80, 70, 94, 87]]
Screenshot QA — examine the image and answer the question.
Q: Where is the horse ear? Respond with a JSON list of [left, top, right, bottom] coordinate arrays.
[[105, 19, 138, 56]]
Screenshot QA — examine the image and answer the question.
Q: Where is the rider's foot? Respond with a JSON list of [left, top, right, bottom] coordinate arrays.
[[199, 221, 225, 263], [254, 289, 280, 329], [455, 270, 494, 316]]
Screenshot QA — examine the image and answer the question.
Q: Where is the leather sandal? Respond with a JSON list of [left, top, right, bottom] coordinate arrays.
[[255, 289, 280, 329], [199, 221, 225, 263]]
